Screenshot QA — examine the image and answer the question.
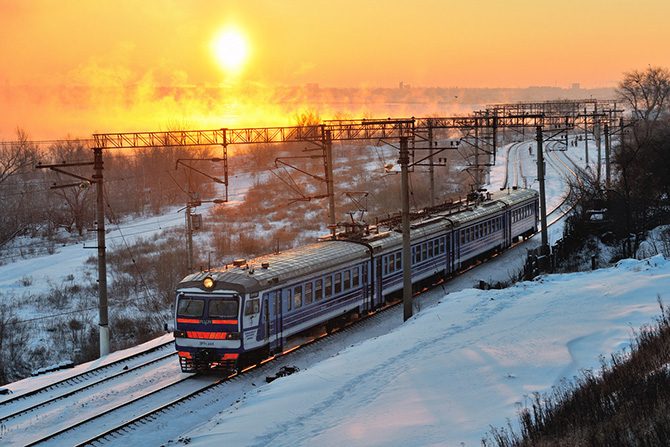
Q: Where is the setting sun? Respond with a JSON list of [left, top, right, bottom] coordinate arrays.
[[211, 28, 249, 74]]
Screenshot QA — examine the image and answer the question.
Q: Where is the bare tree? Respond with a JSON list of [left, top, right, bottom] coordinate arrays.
[[0, 128, 37, 185], [616, 66, 670, 143], [612, 66, 670, 235]]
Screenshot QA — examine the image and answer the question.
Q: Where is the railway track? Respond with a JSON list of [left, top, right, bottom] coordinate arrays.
[[0, 339, 174, 415], [31, 294, 410, 446], [544, 142, 588, 226], [0, 351, 177, 426], [501, 142, 521, 189]]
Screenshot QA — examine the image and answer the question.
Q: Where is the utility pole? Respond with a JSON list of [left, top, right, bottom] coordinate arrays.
[[595, 116, 602, 185], [604, 123, 611, 189], [428, 122, 435, 207], [474, 119, 480, 190], [186, 201, 194, 272], [36, 153, 109, 358], [93, 147, 110, 357], [536, 127, 549, 256], [323, 128, 336, 237], [492, 116, 498, 166], [399, 136, 412, 322], [584, 108, 589, 165]]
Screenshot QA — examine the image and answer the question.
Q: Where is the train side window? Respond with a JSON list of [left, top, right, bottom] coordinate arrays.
[[334, 272, 342, 294], [286, 289, 292, 311], [344, 270, 351, 289], [305, 282, 313, 305], [315, 279, 323, 301], [440, 238, 445, 254], [460, 231, 465, 244], [383, 256, 388, 276], [428, 241, 434, 258], [422, 243, 427, 260], [244, 298, 260, 316], [294, 286, 302, 309], [395, 252, 401, 270], [353, 268, 360, 287], [325, 276, 332, 297]]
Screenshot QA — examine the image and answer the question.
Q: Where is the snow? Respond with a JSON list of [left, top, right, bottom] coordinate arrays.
[[2, 135, 666, 446], [182, 255, 670, 447]]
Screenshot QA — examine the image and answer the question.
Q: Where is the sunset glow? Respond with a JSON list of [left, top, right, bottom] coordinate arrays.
[[1, 0, 669, 139]]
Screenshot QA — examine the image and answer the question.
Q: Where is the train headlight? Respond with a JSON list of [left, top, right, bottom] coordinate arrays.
[[202, 276, 216, 290]]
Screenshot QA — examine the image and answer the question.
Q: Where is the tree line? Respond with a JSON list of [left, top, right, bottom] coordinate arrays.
[[0, 135, 218, 258]]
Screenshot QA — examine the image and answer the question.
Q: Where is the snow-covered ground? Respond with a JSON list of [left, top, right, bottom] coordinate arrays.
[[2, 134, 652, 447], [181, 255, 670, 447]]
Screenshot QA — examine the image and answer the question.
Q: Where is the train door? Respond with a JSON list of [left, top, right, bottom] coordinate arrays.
[[375, 257, 383, 305], [454, 230, 461, 270], [267, 290, 283, 354], [361, 263, 370, 311], [505, 211, 512, 247], [446, 234, 453, 275]]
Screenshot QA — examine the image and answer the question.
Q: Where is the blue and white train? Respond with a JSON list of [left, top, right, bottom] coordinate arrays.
[[173, 188, 539, 372]]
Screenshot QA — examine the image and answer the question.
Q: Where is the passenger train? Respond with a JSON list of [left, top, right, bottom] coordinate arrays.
[[173, 188, 539, 372]]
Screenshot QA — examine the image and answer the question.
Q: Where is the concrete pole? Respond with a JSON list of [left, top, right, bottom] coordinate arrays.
[[536, 127, 549, 256], [93, 148, 110, 357], [492, 116, 498, 166], [595, 118, 602, 185], [186, 202, 193, 272], [428, 123, 435, 207], [475, 120, 481, 190], [584, 108, 589, 165], [604, 123, 611, 189], [400, 137, 413, 322], [323, 129, 336, 237]]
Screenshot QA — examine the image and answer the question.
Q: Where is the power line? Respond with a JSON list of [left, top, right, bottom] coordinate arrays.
[[104, 189, 156, 303]]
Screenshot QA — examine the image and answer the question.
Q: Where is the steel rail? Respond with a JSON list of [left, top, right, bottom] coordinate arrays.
[[0, 340, 174, 410], [0, 351, 176, 424]]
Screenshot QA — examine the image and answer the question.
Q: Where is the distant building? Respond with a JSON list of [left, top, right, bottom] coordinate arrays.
[[571, 83, 581, 90]]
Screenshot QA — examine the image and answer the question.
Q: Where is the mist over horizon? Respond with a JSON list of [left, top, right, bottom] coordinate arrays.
[[1, 83, 615, 141]]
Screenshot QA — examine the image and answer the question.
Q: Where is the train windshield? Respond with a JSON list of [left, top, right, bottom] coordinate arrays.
[[208, 298, 238, 319], [177, 297, 205, 318]]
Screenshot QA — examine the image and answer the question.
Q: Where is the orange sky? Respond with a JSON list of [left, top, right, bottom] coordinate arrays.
[[1, 0, 669, 139]]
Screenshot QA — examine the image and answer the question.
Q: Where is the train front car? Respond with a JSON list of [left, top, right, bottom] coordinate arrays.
[[174, 272, 249, 373]]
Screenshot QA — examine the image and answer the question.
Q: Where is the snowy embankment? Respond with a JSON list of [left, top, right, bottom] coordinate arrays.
[[183, 255, 670, 447]]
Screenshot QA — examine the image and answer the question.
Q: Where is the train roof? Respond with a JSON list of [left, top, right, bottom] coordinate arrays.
[[177, 188, 538, 294], [364, 188, 538, 251], [179, 240, 369, 294]]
